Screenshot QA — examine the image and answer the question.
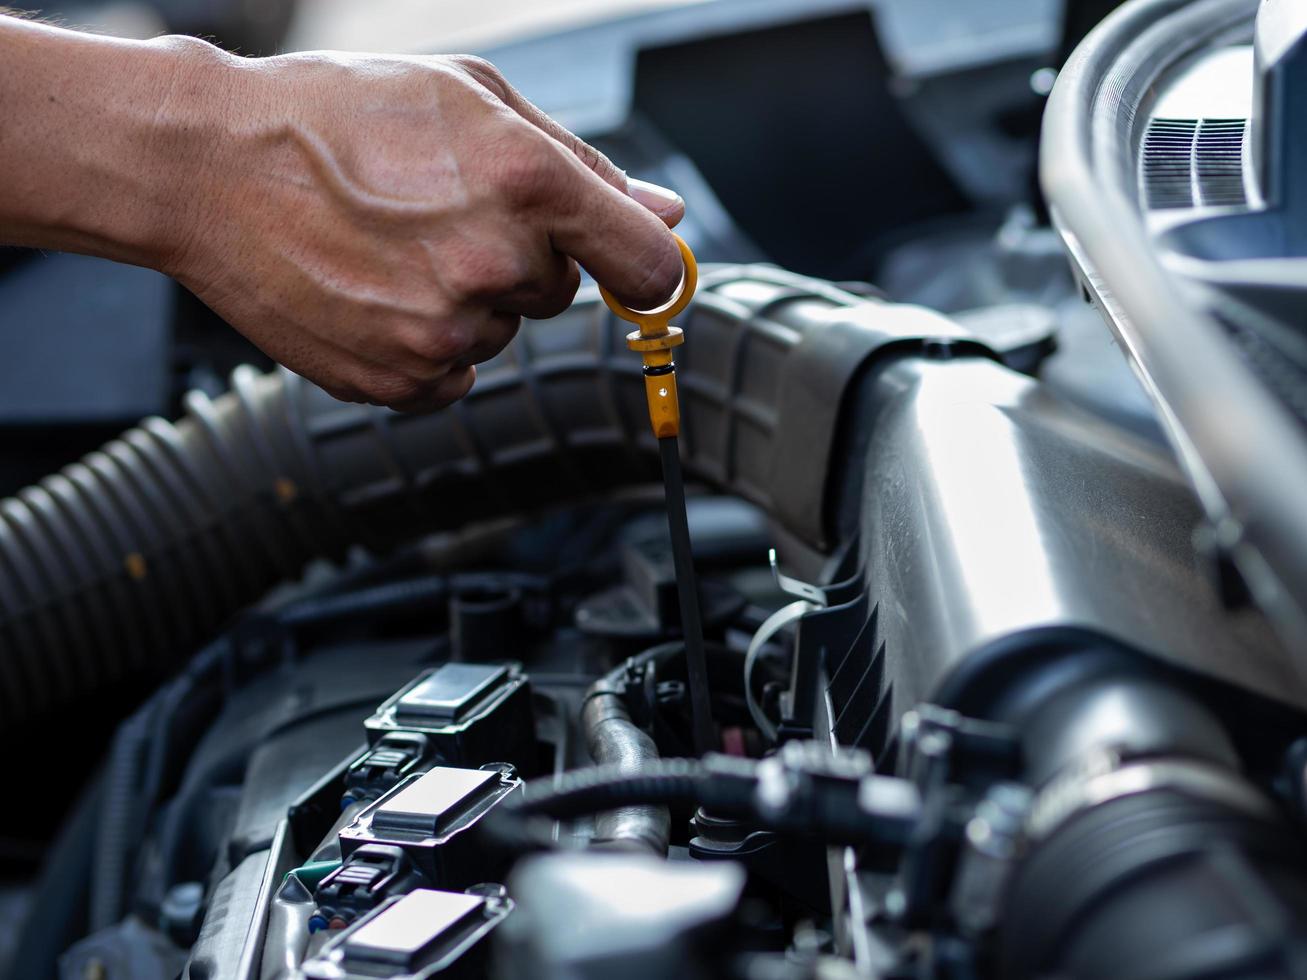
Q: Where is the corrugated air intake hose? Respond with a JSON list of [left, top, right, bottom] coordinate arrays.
[[0, 265, 906, 727]]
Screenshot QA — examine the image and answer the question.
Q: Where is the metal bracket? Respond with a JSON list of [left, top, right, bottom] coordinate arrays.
[[769, 549, 828, 608]]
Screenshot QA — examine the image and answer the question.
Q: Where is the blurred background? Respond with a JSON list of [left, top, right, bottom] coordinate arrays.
[[11, 0, 704, 54]]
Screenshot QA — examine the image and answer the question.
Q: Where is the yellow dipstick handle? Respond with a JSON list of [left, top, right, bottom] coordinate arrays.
[[598, 234, 698, 439]]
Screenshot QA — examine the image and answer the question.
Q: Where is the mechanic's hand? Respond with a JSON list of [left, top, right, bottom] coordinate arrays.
[[0, 22, 686, 411], [159, 50, 684, 411]]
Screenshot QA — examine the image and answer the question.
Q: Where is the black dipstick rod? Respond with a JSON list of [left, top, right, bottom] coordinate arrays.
[[598, 234, 714, 755], [659, 435, 714, 755]]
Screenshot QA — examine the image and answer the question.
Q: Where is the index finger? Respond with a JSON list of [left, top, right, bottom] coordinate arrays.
[[547, 154, 685, 312]]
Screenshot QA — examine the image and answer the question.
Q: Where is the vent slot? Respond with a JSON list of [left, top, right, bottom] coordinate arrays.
[[827, 603, 877, 716], [832, 640, 884, 746], [1194, 118, 1247, 207], [849, 645, 892, 754], [1142, 118, 1197, 208], [1141, 117, 1247, 210], [824, 599, 897, 765]]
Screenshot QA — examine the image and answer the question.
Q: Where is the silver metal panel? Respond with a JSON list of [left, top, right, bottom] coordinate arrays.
[[857, 356, 1304, 715]]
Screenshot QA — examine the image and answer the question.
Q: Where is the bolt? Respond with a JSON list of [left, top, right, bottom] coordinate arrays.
[[465, 882, 509, 900]]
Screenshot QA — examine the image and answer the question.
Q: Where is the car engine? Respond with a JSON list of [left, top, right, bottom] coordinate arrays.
[[4, 0, 1307, 978]]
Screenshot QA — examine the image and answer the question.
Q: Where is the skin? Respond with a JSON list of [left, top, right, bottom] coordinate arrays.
[[0, 17, 686, 410]]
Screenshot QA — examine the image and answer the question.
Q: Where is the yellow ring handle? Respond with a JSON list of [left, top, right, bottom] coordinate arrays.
[[598, 233, 698, 336]]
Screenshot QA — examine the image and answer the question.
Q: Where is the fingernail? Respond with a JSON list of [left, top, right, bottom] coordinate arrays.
[[628, 177, 684, 217]]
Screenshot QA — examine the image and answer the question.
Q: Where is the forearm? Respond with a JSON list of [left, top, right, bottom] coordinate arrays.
[[0, 17, 233, 269]]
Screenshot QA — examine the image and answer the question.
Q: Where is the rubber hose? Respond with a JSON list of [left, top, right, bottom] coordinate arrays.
[[512, 757, 758, 820], [478, 756, 754, 858], [1000, 786, 1307, 980], [278, 575, 449, 629], [90, 703, 155, 931], [582, 687, 669, 853], [580, 642, 690, 854], [0, 266, 887, 727], [488, 751, 916, 852]]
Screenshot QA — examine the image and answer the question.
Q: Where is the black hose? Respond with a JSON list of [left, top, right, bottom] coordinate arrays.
[[277, 575, 449, 629], [1001, 783, 1307, 980], [0, 268, 894, 726], [90, 703, 156, 931], [513, 757, 758, 821], [484, 742, 922, 855]]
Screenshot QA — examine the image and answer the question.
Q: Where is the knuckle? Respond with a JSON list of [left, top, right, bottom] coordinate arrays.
[[450, 55, 505, 92], [404, 323, 473, 364], [448, 246, 532, 300], [528, 268, 580, 319], [359, 372, 424, 408], [497, 138, 564, 206]]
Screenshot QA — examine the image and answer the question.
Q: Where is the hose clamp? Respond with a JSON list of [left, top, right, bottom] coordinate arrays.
[[1024, 749, 1276, 844]]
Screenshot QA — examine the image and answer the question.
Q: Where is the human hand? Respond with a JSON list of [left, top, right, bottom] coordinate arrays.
[[162, 49, 686, 410]]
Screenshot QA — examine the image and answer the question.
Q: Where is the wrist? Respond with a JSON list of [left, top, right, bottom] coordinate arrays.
[[0, 20, 241, 271], [124, 35, 240, 267], [88, 33, 244, 273]]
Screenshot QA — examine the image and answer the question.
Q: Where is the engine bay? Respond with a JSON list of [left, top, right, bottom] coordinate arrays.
[[5, 0, 1307, 978]]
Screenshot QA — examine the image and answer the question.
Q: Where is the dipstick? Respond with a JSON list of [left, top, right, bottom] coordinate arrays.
[[599, 234, 713, 755]]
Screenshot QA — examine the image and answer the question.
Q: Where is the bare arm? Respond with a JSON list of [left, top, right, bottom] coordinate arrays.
[[0, 17, 685, 410]]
